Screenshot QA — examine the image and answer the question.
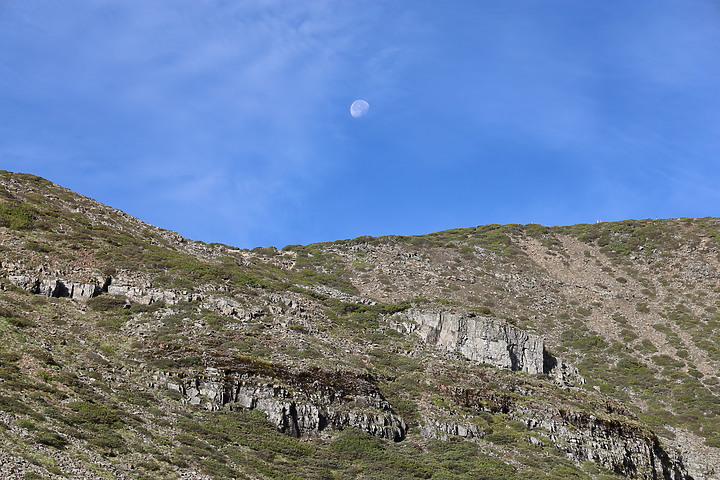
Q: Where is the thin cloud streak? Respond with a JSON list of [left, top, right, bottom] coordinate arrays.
[[1, 1, 719, 247], [0, 1, 419, 245]]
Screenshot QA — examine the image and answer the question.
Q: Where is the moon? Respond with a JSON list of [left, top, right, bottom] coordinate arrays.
[[350, 99, 369, 118]]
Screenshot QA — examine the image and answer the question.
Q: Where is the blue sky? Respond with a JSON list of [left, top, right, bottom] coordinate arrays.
[[2, 1, 720, 248]]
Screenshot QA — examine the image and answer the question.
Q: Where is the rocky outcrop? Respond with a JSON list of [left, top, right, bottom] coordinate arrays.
[[106, 283, 202, 305], [418, 415, 487, 440], [3, 268, 252, 316], [7, 275, 107, 300], [400, 309, 545, 372], [667, 431, 720, 480], [150, 367, 407, 441], [296, 283, 377, 305], [421, 385, 691, 480], [392, 309, 583, 385], [5, 270, 208, 306]]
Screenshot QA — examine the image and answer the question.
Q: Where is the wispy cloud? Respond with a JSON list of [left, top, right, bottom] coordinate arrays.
[[2, 1, 719, 246], [0, 1, 420, 244]]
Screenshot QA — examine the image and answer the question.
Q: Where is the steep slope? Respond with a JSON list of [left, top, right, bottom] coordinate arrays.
[[0, 171, 717, 479]]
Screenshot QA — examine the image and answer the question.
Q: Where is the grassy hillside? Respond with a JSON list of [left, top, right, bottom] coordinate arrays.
[[0, 171, 718, 479]]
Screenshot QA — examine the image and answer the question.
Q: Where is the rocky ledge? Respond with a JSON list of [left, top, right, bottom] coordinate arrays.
[[426, 384, 691, 480], [150, 365, 407, 442], [392, 308, 584, 386]]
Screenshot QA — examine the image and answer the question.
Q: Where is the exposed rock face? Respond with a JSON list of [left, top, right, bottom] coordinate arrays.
[[393, 309, 583, 385], [150, 367, 407, 442], [4, 269, 262, 319], [297, 283, 377, 305], [399, 309, 545, 372], [7, 275, 106, 300], [106, 283, 201, 305], [423, 385, 692, 480], [667, 431, 720, 480]]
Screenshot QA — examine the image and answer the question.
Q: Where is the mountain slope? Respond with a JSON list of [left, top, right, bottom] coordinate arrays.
[[0, 171, 718, 479]]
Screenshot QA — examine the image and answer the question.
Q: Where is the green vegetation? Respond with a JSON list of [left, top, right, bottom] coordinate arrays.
[[398, 224, 523, 256], [86, 295, 127, 311], [0, 172, 719, 478], [563, 219, 682, 257], [324, 299, 411, 329], [0, 202, 36, 230], [164, 411, 611, 480]]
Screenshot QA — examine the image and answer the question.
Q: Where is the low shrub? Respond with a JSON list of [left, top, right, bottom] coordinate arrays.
[[34, 432, 68, 449], [87, 295, 126, 312], [330, 428, 384, 459], [88, 432, 127, 453], [0, 202, 35, 230], [67, 401, 124, 428]]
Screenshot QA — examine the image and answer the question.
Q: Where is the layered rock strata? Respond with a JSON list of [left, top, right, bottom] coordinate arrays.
[[392, 309, 583, 385], [4, 272, 260, 320], [7, 274, 107, 300], [420, 385, 691, 480], [150, 367, 407, 441]]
